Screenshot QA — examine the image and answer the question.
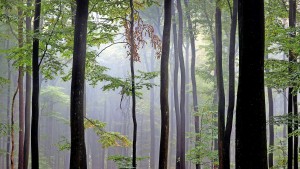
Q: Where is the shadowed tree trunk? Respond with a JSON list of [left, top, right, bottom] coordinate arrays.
[[17, 3, 25, 169], [288, 0, 296, 168], [236, 0, 267, 168], [31, 0, 41, 168], [172, 1, 181, 168], [215, 1, 225, 168], [183, 0, 200, 168], [158, 0, 172, 168], [69, 0, 89, 168], [129, 0, 137, 167], [268, 87, 274, 168], [24, 1, 32, 168], [176, 0, 186, 167], [224, 0, 237, 168]]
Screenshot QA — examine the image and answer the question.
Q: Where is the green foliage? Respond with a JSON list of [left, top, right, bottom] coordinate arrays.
[[108, 155, 149, 169], [102, 70, 159, 98], [265, 59, 300, 93], [187, 105, 218, 167], [55, 136, 71, 151], [84, 118, 132, 148]]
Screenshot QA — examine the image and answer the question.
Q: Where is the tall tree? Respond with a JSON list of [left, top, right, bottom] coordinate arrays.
[[176, 0, 186, 167], [224, 0, 238, 168], [171, 0, 181, 168], [236, 0, 267, 168], [69, 0, 89, 168], [129, 0, 137, 167], [215, 1, 225, 168], [183, 0, 200, 168], [288, 0, 296, 168], [159, 0, 172, 168], [23, 0, 32, 168], [31, 0, 41, 168], [17, 2, 25, 168]]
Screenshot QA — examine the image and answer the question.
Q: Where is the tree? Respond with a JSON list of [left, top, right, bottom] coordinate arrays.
[[31, 0, 41, 168], [159, 0, 172, 168], [69, 0, 89, 168], [176, 0, 186, 167], [215, 1, 225, 168], [171, 0, 181, 168], [224, 0, 238, 168], [183, 0, 200, 168], [235, 0, 267, 168], [129, 0, 137, 167]]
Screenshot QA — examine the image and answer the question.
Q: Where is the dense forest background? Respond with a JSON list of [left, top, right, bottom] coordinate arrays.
[[0, 0, 296, 169]]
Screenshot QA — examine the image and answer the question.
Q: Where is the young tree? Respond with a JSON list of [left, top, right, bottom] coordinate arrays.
[[31, 0, 41, 168], [159, 0, 172, 168], [129, 0, 137, 167], [236, 0, 267, 168], [69, 0, 89, 168]]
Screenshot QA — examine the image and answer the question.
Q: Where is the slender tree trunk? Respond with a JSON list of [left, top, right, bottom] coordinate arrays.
[[11, 83, 19, 169], [17, 3, 25, 169], [158, 0, 172, 168], [31, 0, 41, 168], [288, 0, 296, 168], [184, 1, 200, 168], [215, 1, 225, 168], [69, 0, 89, 168], [236, 0, 267, 168], [293, 94, 298, 169], [176, 0, 186, 167], [129, 0, 137, 167], [23, 1, 32, 169], [268, 87, 274, 168], [224, 0, 237, 168], [7, 55, 11, 169], [172, 1, 181, 168]]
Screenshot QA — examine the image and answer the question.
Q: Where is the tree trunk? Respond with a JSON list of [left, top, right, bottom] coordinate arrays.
[[7, 54, 11, 169], [236, 0, 267, 168], [17, 4, 25, 169], [293, 94, 298, 169], [224, 0, 237, 168], [172, 1, 181, 168], [288, 0, 296, 168], [268, 88, 274, 168], [215, 1, 225, 169], [23, 1, 31, 168], [69, 0, 89, 168], [31, 0, 41, 168], [158, 0, 172, 168], [129, 0, 137, 168], [183, 0, 200, 168], [176, 0, 186, 167]]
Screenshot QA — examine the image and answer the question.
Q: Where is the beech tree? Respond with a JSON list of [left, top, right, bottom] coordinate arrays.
[[69, 0, 89, 168], [159, 0, 172, 168], [236, 0, 267, 168]]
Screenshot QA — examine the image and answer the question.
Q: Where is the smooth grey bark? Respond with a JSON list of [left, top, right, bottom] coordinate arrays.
[[172, 1, 181, 168], [176, 0, 186, 167]]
